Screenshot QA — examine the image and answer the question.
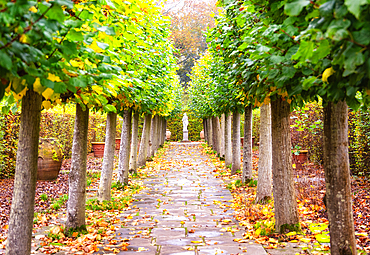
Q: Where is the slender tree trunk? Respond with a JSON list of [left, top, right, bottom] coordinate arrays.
[[163, 118, 166, 144], [137, 114, 152, 167], [225, 113, 232, 167], [97, 112, 117, 201], [148, 115, 155, 159], [271, 98, 299, 233], [243, 105, 253, 183], [6, 90, 42, 255], [162, 119, 166, 144], [207, 118, 213, 147], [256, 103, 272, 203], [232, 111, 241, 175], [220, 114, 226, 158], [117, 109, 132, 185], [129, 111, 139, 173], [212, 116, 221, 155], [157, 116, 162, 148], [154, 116, 160, 152], [65, 104, 89, 232], [203, 119, 207, 143], [323, 101, 356, 255]]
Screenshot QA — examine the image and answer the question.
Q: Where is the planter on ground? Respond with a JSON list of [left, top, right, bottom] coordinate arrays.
[[91, 142, 105, 158], [292, 150, 308, 169], [166, 129, 171, 140], [200, 130, 204, 139], [37, 138, 63, 180], [115, 138, 121, 150], [240, 136, 255, 147]]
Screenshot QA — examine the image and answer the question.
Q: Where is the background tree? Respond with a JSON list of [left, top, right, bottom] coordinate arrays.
[[164, 0, 217, 86]]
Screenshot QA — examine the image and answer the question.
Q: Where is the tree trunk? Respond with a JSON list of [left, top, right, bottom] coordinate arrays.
[[129, 111, 139, 173], [242, 105, 253, 182], [148, 115, 155, 159], [65, 104, 89, 232], [271, 98, 299, 233], [225, 113, 232, 167], [231, 111, 241, 175], [256, 103, 272, 203], [323, 101, 356, 255], [220, 114, 225, 158], [154, 115, 160, 153], [212, 116, 221, 155], [6, 90, 42, 255], [97, 112, 117, 201], [163, 118, 166, 144], [157, 116, 162, 148], [203, 118, 208, 143], [117, 109, 132, 185], [207, 118, 213, 147], [137, 114, 152, 167]]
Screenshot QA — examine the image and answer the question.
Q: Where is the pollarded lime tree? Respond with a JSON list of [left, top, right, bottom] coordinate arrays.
[[0, 0, 180, 253], [283, 0, 370, 252], [201, 0, 369, 252]]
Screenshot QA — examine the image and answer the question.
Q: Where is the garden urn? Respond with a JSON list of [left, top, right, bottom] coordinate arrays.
[[37, 138, 63, 181], [91, 142, 105, 157], [166, 129, 171, 140], [200, 130, 204, 139]]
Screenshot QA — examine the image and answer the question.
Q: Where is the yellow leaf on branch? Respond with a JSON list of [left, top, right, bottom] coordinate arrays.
[[19, 34, 32, 44], [322, 67, 335, 83], [29, 6, 37, 13], [47, 73, 62, 82], [33, 78, 44, 93], [42, 88, 54, 100], [42, 101, 52, 110]]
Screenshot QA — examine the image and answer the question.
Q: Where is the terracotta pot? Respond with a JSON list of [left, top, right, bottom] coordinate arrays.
[[37, 138, 63, 181], [166, 129, 171, 140], [292, 150, 308, 169], [241, 137, 255, 147], [200, 130, 204, 139], [115, 138, 121, 150], [91, 142, 105, 158]]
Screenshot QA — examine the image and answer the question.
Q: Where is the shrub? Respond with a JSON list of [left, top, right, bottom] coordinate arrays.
[[0, 109, 122, 178]]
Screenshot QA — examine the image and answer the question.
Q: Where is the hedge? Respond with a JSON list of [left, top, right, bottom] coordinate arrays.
[[167, 112, 203, 141], [0, 111, 122, 178], [289, 103, 370, 177]]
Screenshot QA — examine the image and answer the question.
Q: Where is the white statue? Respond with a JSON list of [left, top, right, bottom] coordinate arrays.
[[182, 113, 189, 131]]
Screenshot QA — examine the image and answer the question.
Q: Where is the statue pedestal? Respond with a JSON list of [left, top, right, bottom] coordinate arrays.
[[183, 130, 189, 141]]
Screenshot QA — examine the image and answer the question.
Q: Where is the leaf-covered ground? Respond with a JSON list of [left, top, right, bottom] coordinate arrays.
[[0, 143, 369, 254], [201, 145, 370, 254]]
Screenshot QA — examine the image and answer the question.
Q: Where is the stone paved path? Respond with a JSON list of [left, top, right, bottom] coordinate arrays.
[[108, 142, 267, 255]]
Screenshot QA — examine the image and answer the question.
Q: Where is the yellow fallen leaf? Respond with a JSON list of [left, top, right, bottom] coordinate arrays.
[[233, 238, 249, 243], [182, 246, 194, 250], [300, 237, 312, 243], [49, 226, 61, 235], [268, 238, 278, 244], [355, 232, 368, 237], [138, 247, 148, 252], [286, 231, 296, 236], [191, 240, 203, 243]]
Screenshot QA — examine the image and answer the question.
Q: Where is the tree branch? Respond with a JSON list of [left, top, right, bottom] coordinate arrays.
[[0, 4, 54, 50], [280, 29, 300, 45]]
